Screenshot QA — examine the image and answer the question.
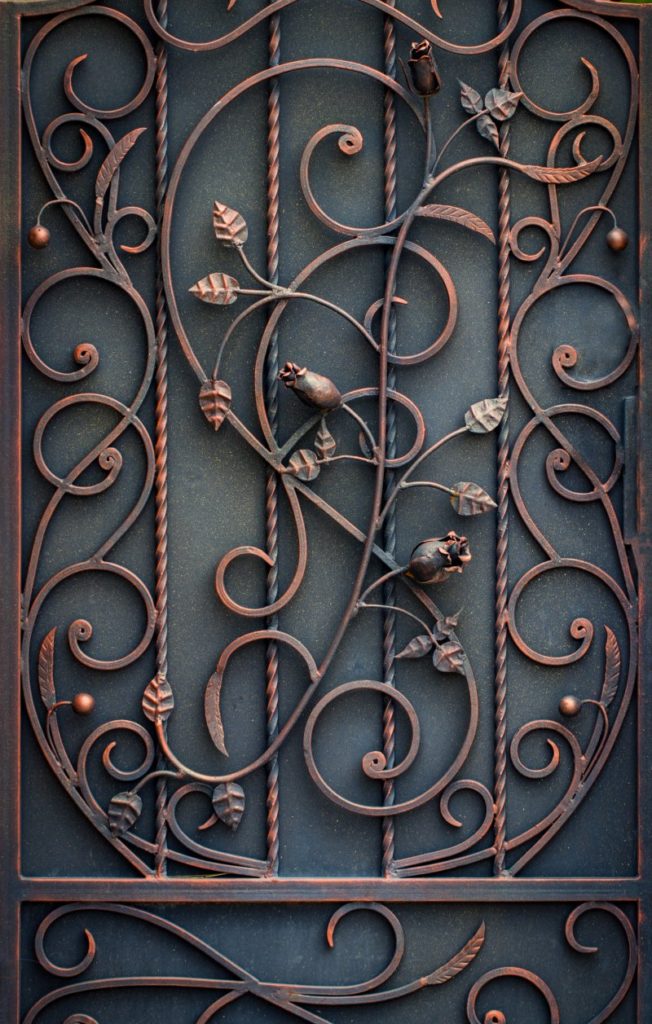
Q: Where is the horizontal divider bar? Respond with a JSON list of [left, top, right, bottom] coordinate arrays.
[[18, 876, 645, 903]]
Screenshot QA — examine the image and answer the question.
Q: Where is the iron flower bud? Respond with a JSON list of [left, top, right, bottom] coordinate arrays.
[[279, 362, 342, 411], [407, 531, 471, 585], [408, 40, 442, 98]]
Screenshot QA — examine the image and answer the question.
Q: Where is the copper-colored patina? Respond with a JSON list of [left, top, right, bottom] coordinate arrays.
[[1, 0, 650, 1021]]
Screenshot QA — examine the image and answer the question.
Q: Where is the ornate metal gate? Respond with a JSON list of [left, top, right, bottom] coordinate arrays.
[[1, 0, 650, 1020]]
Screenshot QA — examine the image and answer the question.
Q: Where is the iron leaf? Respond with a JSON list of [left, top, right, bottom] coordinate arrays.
[[484, 87, 522, 121], [288, 449, 320, 482], [601, 626, 621, 708], [396, 635, 434, 660], [315, 420, 337, 461], [190, 273, 239, 306], [211, 782, 245, 831], [476, 114, 500, 150], [416, 204, 495, 244], [433, 641, 466, 675], [450, 481, 497, 516], [142, 674, 174, 722], [205, 669, 228, 757], [95, 127, 147, 203], [108, 791, 142, 836], [198, 379, 232, 432], [426, 922, 485, 984], [38, 627, 57, 711], [459, 80, 483, 115], [520, 156, 603, 184], [464, 396, 507, 433], [212, 201, 248, 247]]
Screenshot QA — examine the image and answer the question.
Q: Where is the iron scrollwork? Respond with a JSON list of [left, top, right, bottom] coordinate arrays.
[[21, 0, 639, 890], [23, 901, 636, 1024]]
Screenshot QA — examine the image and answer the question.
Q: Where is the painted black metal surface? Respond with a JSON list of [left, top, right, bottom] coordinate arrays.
[[0, 0, 650, 1021]]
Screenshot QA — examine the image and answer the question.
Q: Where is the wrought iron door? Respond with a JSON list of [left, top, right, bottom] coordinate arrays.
[[1, 0, 650, 1020]]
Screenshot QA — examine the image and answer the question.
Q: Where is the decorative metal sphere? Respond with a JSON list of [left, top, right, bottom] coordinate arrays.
[[28, 224, 50, 249], [71, 692, 96, 715]]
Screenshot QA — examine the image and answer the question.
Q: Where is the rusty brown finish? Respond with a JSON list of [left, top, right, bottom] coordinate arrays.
[[16, 0, 641, 878], [19, 901, 637, 1024], [0, 0, 649, 1017]]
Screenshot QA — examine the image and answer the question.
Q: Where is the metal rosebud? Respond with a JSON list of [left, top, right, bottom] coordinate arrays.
[[279, 362, 342, 411], [407, 531, 471, 585], [408, 40, 442, 98]]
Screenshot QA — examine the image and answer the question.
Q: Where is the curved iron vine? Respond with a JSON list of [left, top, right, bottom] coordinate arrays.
[[21, 0, 638, 885], [22, 900, 636, 1024]]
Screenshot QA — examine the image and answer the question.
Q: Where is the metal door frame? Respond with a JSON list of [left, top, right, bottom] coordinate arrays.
[[1, 1, 651, 1020]]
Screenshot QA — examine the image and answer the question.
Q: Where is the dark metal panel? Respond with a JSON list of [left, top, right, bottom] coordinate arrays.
[[1, 0, 651, 1020]]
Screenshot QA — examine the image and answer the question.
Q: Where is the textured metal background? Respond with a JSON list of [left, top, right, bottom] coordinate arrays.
[[1, 0, 649, 1021]]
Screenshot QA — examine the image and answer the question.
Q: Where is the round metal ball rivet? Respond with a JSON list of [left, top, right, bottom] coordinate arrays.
[[606, 227, 628, 252], [559, 694, 582, 718], [71, 692, 96, 715], [27, 224, 51, 249]]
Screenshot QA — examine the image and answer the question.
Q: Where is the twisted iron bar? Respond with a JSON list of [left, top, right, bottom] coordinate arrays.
[[381, 0, 399, 877], [493, 0, 512, 878], [153, 0, 171, 879], [264, 4, 283, 875]]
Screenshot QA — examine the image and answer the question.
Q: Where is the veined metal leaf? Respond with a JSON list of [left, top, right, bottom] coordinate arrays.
[[396, 635, 433, 661], [288, 449, 320, 482], [95, 127, 147, 203], [205, 668, 228, 756], [142, 674, 174, 722], [108, 791, 142, 836], [190, 273, 239, 305], [212, 201, 248, 247], [433, 641, 465, 675], [315, 420, 337, 461], [38, 627, 57, 711], [450, 481, 497, 516], [485, 87, 522, 121], [476, 114, 500, 150], [601, 626, 621, 709], [199, 379, 232, 432], [426, 922, 485, 985], [459, 80, 483, 115], [520, 156, 603, 184], [211, 782, 245, 831], [417, 204, 495, 243], [465, 396, 507, 433]]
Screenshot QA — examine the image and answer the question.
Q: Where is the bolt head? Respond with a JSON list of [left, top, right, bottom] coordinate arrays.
[[27, 224, 51, 249], [72, 692, 95, 715], [559, 694, 582, 718], [606, 227, 628, 252]]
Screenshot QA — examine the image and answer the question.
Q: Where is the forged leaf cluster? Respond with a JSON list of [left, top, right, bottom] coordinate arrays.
[[458, 81, 521, 151]]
